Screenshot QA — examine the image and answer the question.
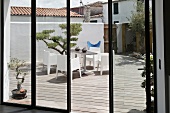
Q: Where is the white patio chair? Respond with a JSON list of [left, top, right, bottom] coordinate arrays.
[[71, 52, 83, 66], [86, 47, 101, 69], [97, 50, 115, 75], [43, 50, 57, 75], [56, 55, 81, 82]]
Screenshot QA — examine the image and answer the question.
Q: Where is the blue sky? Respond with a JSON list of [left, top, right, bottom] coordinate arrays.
[[10, 0, 107, 8]]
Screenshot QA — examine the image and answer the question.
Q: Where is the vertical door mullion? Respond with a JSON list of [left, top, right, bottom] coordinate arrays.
[[67, 0, 71, 112], [152, 0, 157, 112], [31, 0, 36, 108], [145, 0, 151, 112], [108, 0, 113, 113], [1, 0, 4, 104]]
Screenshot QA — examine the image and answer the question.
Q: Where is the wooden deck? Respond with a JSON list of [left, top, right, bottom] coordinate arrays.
[[8, 55, 146, 113]]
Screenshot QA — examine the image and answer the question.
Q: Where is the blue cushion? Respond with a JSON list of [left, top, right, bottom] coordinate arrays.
[[87, 41, 101, 49]]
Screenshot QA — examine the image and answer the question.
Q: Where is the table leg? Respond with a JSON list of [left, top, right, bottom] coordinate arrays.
[[93, 55, 95, 70], [84, 55, 86, 72]]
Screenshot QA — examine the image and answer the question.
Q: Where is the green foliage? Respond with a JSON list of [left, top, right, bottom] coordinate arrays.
[[36, 23, 82, 55], [127, 1, 152, 53], [141, 54, 154, 97], [59, 23, 82, 36], [127, 1, 145, 35]]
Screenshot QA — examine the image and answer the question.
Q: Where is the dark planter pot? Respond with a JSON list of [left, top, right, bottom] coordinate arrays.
[[11, 89, 27, 99]]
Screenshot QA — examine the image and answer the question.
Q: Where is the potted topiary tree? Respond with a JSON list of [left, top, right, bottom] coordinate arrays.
[[8, 58, 28, 99], [36, 23, 82, 55]]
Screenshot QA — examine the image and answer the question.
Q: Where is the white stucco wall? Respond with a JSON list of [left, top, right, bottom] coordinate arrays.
[[103, 0, 136, 24], [155, 0, 166, 112], [11, 16, 103, 23], [10, 22, 104, 62], [102, 3, 108, 24], [4, 0, 11, 101], [116, 24, 122, 53]]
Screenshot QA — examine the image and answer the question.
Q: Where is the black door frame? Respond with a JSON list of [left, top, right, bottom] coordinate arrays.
[[0, 0, 154, 113], [108, 0, 113, 113], [152, 0, 158, 112], [145, 0, 151, 112]]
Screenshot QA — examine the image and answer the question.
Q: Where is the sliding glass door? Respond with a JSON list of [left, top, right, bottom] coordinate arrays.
[[36, 0, 67, 110], [1, 0, 153, 112], [2, 0, 32, 105], [70, 1, 110, 113]]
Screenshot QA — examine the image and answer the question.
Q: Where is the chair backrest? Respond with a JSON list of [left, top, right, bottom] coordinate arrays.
[[89, 47, 101, 60], [43, 50, 50, 65], [57, 55, 67, 71], [89, 47, 101, 53], [87, 41, 101, 49], [71, 57, 80, 71]]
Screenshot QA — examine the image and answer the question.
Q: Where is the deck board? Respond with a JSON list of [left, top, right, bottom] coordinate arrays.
[[7, 55, 146, 113]]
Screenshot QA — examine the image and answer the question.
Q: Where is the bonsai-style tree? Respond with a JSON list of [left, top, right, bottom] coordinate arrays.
[[127, 1, 152, 54], [8, 58, 27, 91], [36, 23, 82, 55]]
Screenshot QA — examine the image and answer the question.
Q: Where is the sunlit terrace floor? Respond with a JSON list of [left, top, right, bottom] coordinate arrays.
[[8, 54, 146, 113]]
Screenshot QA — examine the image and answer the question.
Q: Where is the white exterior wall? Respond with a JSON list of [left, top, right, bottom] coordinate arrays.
[[113, 0, 136, 24], [11, 16, 103, 23], [103, 0, 136, 24], [155, 0, 166, 112], [10, 22, 104, 62], [116, 24, 122, 53], [3, 0, 11, 101], [102, 3, 108, 24]]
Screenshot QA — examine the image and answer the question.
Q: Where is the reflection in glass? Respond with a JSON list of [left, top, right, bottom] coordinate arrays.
[[36, 1, 67, 109]]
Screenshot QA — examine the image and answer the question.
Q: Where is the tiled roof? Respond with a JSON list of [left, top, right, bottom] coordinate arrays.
[[11, 6, 83, 17]]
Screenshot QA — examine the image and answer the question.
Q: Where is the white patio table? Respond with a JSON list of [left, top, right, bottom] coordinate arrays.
[[71, 49, 97, 74]]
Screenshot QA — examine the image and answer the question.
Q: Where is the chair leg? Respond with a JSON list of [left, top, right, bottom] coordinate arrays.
[[100, 67, 103, 75], [93, 60, 95, 70], [93, 55, 95, 69], [47, 64, 50, 75], [79, 68, 82, 78], [42, 64, 45, 70], [56, 67, 58, 79], [89, 61, 91, 66], [97, 63, 99, 71]]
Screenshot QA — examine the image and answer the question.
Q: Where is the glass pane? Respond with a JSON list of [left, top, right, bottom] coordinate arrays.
[[112, 0, 149, 112], [70, 1, 109, 113], [36, 0, 67, 109], [4, 0, 31, 104]]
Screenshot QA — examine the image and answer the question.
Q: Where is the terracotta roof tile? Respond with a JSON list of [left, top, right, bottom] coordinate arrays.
[[11, 6, 83, 17]]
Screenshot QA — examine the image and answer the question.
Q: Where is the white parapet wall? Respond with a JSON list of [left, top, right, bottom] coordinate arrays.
[[116, 23, 122, 53], [10, 22, 104, 62]]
